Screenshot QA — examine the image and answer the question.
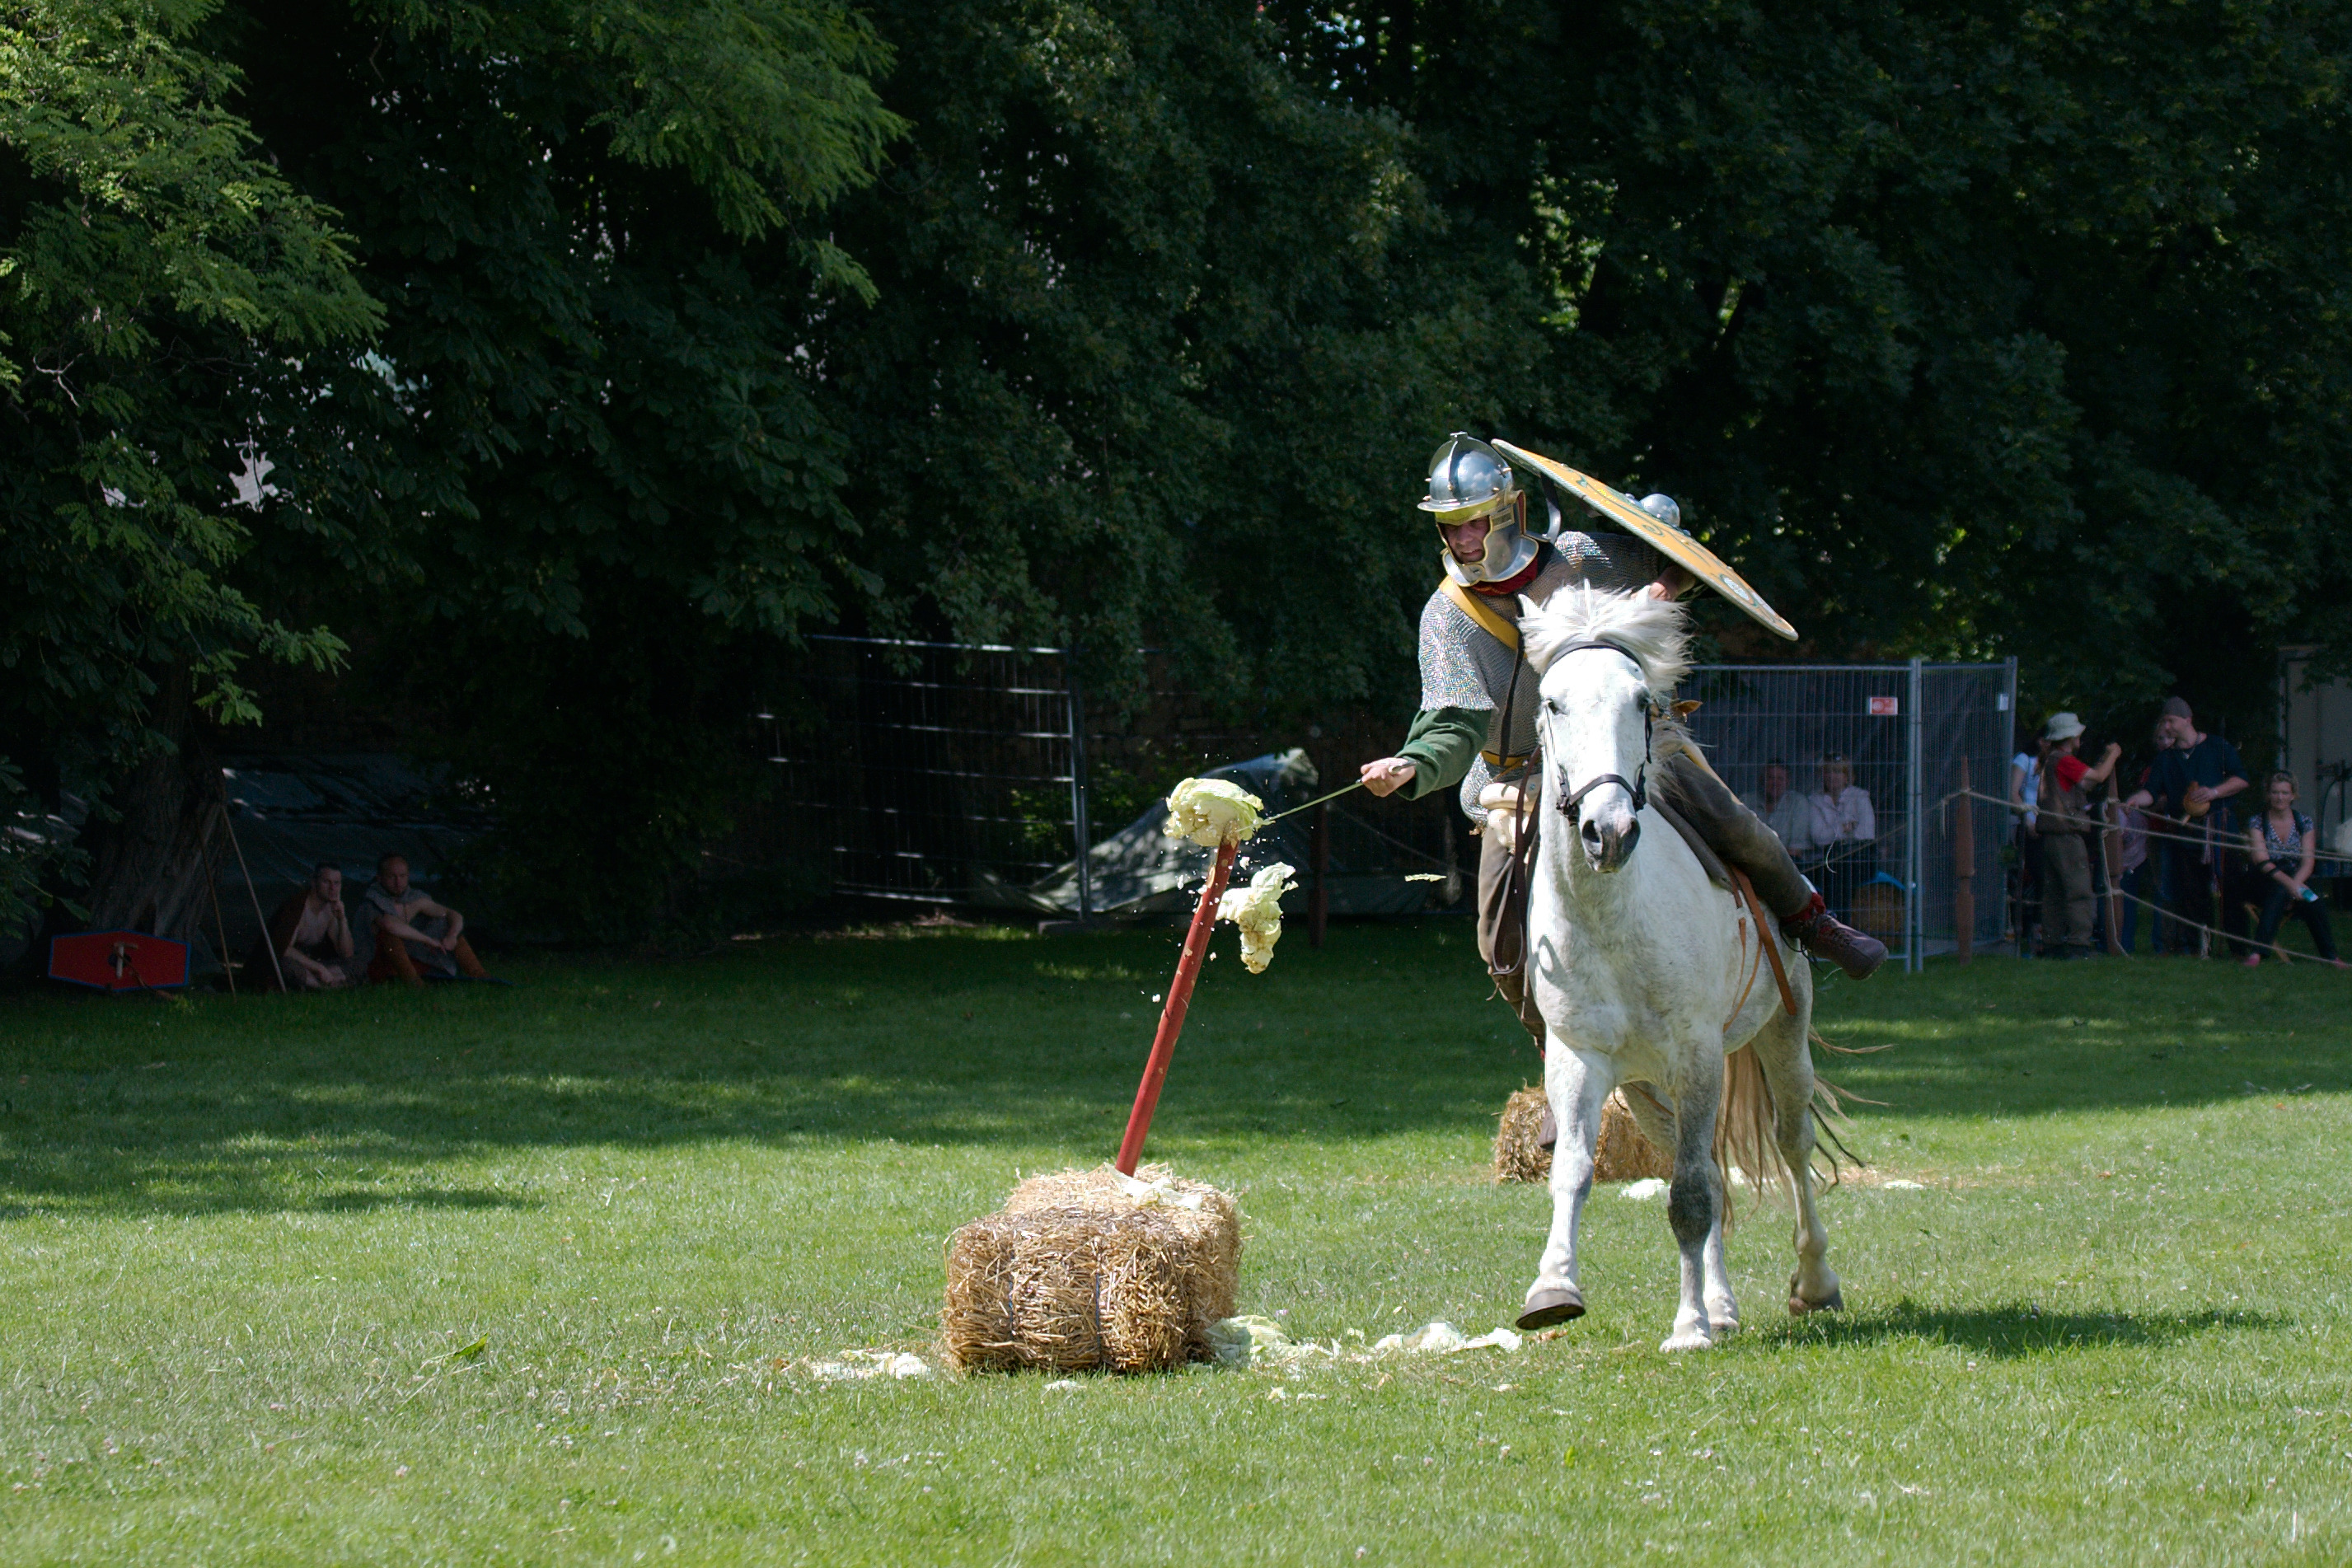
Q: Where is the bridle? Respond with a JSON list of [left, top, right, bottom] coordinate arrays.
[[1544, 639, 1655, 824]]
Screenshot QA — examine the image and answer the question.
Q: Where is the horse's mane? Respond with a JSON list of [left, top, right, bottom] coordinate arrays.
[[1517, 586, 1691, 700]]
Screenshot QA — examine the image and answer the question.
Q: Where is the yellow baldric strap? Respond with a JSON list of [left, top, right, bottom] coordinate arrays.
[[1481, 749, 1533, 770], [1439, 577, 1520, 652]]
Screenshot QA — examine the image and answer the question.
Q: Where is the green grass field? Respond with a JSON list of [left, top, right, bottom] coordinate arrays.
[[2, 917, 2349, 1565]]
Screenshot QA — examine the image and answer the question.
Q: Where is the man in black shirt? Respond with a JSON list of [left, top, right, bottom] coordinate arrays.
[[2123, 698, 2249, 953]]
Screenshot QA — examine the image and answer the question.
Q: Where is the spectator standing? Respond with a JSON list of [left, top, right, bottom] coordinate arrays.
[[2124, 698, 2250, 953], [1741, 759, 1814, 858], [2111, 793, 2152, 953], [257, 863, 357, 990], [2008, 730, 2045, 949], [2241, 770, 2344, 967], [2035, 714, 2120, 958], [2008, 736, 2042, 834], [364, 854, 493, 986], [1807, 752, 1876, 917], [2116, 719, 2163, 949]]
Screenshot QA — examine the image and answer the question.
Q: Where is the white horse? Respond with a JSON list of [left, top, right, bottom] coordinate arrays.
[[1511, 587, 1844, 1351]]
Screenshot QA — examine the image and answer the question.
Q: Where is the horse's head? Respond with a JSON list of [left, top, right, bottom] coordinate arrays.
[[1520, 587, 1690, 873]]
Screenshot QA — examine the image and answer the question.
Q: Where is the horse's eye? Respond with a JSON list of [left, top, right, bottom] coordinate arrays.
[[1544, 697, 1564, 716]]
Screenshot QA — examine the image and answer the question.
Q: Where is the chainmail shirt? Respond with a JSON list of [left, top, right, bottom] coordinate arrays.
[[1417, 531, 1665, 820]]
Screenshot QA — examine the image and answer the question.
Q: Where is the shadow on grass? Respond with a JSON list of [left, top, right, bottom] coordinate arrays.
[[1763, 1298, 2286, 1357], [1, 920, 2348, 1217]]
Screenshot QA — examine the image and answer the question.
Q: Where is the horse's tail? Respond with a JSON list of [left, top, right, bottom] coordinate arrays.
[[1713, 1033, 1872, 1215], [1712, 1046, 1777, 1228]]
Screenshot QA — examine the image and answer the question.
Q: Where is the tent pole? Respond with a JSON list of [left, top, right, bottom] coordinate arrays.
[[218, 771, 283, 993]]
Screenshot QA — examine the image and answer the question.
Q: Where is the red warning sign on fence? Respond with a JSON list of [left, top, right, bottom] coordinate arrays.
[[1867, 696, 1900, 716]]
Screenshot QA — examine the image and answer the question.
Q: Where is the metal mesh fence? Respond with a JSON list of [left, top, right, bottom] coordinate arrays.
[[762, 638, 1464, 915], [763, 636, 1081, 905], [1682, 659, 2016, 966]]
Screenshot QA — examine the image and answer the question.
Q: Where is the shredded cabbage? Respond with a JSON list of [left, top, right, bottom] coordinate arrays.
[[1216, 862, 1296, 973], [1163, 777, 1264, 848]]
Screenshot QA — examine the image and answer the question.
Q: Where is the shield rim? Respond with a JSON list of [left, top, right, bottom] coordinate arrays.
[[1491, 440, 1799, 642]]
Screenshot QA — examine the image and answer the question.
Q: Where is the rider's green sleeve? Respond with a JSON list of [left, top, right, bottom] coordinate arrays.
[[1394, 706, 1487, 799]]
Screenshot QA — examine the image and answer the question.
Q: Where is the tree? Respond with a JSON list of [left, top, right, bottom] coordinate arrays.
[[0, 0, 376, 938], [2, 0, 905, 943]]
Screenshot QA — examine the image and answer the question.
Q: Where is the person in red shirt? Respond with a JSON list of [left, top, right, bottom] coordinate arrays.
[[2037, 713, 2122, 957]]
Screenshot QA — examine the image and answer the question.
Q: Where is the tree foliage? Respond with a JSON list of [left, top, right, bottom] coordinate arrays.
[[1258, 0, 2352, 743], [0, 0, 377, 928]]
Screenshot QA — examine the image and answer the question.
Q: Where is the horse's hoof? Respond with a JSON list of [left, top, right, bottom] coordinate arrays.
[[1516, 1286, 1585, 1330], [1787, 1275, 1844, 1316], [1708, 1310, 1745, 1336], [1660, 1329, 1715, 1353]]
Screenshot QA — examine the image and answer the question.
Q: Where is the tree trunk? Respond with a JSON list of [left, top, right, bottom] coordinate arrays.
[[73, 667, 227, 945]]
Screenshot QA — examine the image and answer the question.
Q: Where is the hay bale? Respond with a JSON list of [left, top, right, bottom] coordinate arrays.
[[1492, 1086, 1551, 1183], [1596, 1090, 1675, 1182], [1492, 1087, 1673, 1185], [942, 1163, 1239, 1374]]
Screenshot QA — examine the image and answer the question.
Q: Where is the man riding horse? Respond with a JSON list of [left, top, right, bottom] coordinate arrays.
[[1360, 433, 1885, 1065]]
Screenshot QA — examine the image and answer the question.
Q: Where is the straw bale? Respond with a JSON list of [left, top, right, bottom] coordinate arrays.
[[942, 1164, 1239, 1374], [1491, 1088, 1673, 1184], [1492, 1087, 1551, 1184]]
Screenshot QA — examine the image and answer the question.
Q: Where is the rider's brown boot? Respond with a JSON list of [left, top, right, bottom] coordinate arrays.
[[1781, 896, 1887, 980]]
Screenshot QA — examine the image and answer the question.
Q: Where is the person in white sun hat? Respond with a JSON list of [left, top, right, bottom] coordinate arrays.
[[2035, 710, 2120, 958]]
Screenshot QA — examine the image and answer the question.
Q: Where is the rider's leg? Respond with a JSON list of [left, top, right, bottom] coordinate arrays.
[[1654, 750, 1886, 979]]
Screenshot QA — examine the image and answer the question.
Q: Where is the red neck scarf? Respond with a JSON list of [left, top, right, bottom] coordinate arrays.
[[1470, 554, 1545, 598]]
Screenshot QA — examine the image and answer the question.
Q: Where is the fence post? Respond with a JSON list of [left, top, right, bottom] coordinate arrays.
[[1065, 656, 1093, 924], [1953, 758, 1974, 963], [1906, 658, 1924, 972]]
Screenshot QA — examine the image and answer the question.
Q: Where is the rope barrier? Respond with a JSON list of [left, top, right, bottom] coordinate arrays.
[[2097, 880, 2346, 969], [1930, 783, 2343, 967], [1937, 787, 2348, 863]]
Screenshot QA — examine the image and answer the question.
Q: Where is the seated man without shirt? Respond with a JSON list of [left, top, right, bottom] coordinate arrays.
[[364, 854, 491, 985], [259, 863, 358, 990]]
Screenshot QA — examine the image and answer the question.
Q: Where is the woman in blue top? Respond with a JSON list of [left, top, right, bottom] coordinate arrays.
[[2242, 770, 2343, 967]]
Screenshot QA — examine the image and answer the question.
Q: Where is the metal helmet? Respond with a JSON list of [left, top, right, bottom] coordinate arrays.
[[1420, 433, 1536, 586], [1637, 494, 1685, 534]]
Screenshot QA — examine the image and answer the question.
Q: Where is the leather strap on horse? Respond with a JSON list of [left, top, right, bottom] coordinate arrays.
[[1727, 864, 1798, 1017], [1724, 887, 1765, 1031], [1488, 776, 1542, 985]]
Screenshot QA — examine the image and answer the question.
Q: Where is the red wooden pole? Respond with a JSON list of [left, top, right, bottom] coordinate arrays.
[[1115, 840, 1238, 1175]]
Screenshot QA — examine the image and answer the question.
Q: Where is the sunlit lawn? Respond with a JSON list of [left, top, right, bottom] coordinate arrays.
[[1, 916, 2348, 1564]]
